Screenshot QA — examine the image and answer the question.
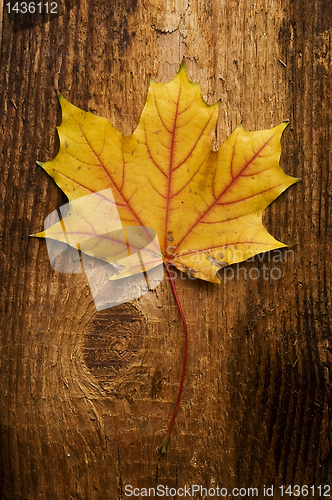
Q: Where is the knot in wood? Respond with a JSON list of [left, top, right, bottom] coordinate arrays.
[[83, 303, 146, 381]]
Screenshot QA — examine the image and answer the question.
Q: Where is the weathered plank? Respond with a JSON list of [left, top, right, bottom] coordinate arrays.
[[0, 0, 331, 498]]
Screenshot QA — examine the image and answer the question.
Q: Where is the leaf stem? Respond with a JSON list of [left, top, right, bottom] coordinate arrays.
[[160, 264, 188, 454]]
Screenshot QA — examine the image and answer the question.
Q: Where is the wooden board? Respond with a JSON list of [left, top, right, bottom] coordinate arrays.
[[0, 0, 331, 498]]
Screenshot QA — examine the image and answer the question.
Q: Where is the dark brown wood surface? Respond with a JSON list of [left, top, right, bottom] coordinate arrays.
[[0, 0, 331, 498]]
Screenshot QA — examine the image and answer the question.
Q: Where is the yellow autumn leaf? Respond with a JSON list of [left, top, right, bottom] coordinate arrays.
[[36, 64, 298, 283]]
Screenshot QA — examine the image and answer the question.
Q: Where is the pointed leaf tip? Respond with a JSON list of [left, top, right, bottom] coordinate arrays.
[[31, 231, 45, 238], [58, 94, 66, 107], [179, 60, 187, 70]]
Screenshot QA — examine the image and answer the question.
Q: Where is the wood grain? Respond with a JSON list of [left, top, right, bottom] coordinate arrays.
[[0, 0, 331, 498]]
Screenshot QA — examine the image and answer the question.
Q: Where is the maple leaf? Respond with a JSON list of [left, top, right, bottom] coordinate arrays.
[[36, 64, 298, 283]]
